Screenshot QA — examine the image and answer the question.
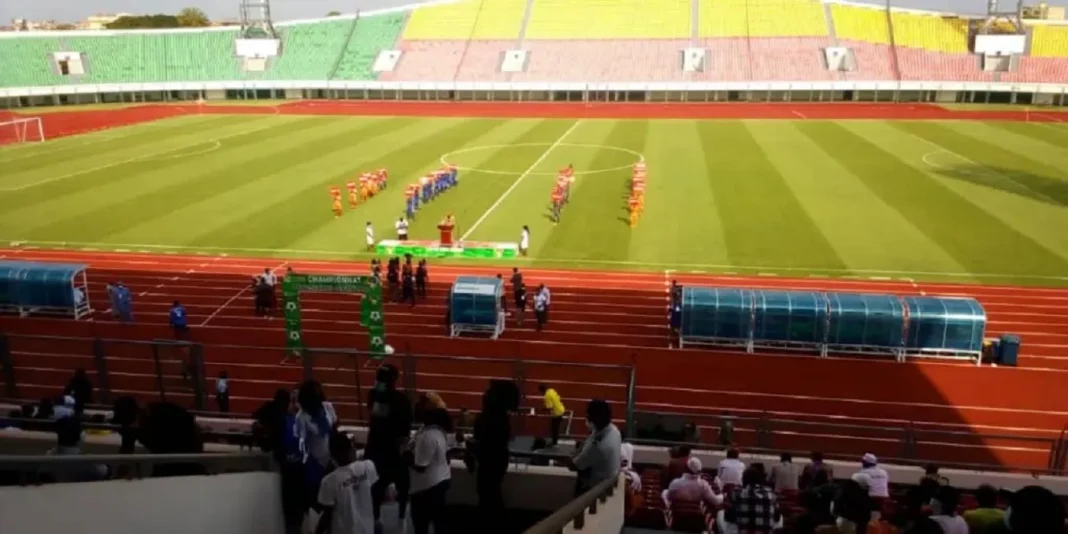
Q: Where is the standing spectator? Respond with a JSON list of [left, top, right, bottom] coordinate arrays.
[[718, 411, 734, 447], [669, 300, 682, 348], [64, 368, 93, 414], [215, 371, 230, 413], [408, 407, 453, 534], [682, 421, 700, 443], [769, 452, 800, 491], [794, 487, 836, 534], [111, 396, 139, 454], [48, 416, 108, 482], [998, 485, 1065, 533], [664, 446, 692, 488], [295, 380, 337, 511], [107, 282, 121, 318], [920, 464, 949, 486], [387, 258, 401, 302], [169, 301, 189, 339], [510, 267, 523, 290], [471, 380, 519, 526], [962, 484, 1005, 534], [316, 431, 378, 534], [539, 383, 566, 446], [569, 399, 621, 494], [261, 267, 277, 288], [495, 274, 508, 313], [539, 284, 552, 320], [852, 453, 889, 498], [815, 479, 895, 534], [370, 259, 382, 284], [113, 282, 133, 323], [415, 260, 428, 300], [733, 467, 780, 534], [718, 448, 746, 488], [662, 456, 724, 509], [365, 364, 413, 531], [533, 288, 549, 332], [929, 485, 968, 534], [401, 263, 416, 307], [514, 282, 527, 326], [801, 451, 835, 489], [254, 277, 273, 316], [670, 280, 682, 307]]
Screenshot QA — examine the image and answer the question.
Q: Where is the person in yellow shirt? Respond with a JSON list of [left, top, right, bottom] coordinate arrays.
[[539, 383, 566, 446]]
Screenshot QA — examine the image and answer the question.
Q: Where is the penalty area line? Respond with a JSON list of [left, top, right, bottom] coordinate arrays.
[[459, 120, 582, 242]]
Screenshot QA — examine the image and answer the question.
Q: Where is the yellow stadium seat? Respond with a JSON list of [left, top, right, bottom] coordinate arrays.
[[1031, 24, 1068, 58], [525, 0, 692, 40], [831, 4, 891, 45], [699, 0, 827, 38], [891, 12, 969, 53], [402, 0, 525, 40]]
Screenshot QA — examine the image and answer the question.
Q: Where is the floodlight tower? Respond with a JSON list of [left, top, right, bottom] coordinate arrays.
[[240, 0, 277, 39], [980, 0, 1024, 34]]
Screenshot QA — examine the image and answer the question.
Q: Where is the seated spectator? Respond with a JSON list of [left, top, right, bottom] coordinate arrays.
[[663, 445, 692, 488], [53, 395, 77, 420], [35, 398, 54, 420], [929, 485, 967, 534], [801, 451, 835, 489], [111, 396, 140, 454], [733, 467, 781, 533], [920, 464, 948, 486], [48, 416, 108, 482], [816, 479, 897, 534], [962, 484, 1005, 534], [662, 456, 723, 509], [852, 453, 889, 498], [620, 441, 641, 492], [794, 487, 836, 534], [718, 448, 746, 487], [64, 368, 93, 413], [769, 452, 800, 491], [998, 485, 1064, 533]]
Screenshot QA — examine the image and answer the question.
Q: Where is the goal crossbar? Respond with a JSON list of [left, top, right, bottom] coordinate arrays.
[[0, 117, 46, 145]]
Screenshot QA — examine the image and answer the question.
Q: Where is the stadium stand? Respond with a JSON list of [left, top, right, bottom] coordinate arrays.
[[1031, 23, 1068, 58], [161, 31, 244, 82], [513, 39, 694, 82], [840, 42, 898, 81], [890, 11, 970, 54], [831, 3, 892, 45], [698, 0, 828, 38], [261, 19, 352, 80], [0, 37, 65, 87], [401, 0, 526, 40], [525, 0, 692, 40], [381, 40, 517, 82], [332, 13, 407, 81]]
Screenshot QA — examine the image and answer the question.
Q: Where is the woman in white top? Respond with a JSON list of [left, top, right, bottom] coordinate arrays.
[[408, 408, 453, 534], [520, 225, 530, 256], [296, 380, 338, 473]]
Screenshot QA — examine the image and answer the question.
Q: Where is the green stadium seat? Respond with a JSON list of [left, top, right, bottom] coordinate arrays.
[[0, 38, 66, 87], [263, 19, 353, 80], [332, 13, 407, 81]]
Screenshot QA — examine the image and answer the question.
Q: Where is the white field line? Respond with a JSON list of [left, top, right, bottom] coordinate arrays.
[[459, 120, 582, 241], [7, 238, 1068, 282], [198, 261, 288, 326], [792, 110, 808, 119], [0, 120, 280, 192], [0, 116, 204, 161]]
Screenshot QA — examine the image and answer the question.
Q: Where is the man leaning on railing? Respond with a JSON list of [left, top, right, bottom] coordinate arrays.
[[562, 399, 621, 496]]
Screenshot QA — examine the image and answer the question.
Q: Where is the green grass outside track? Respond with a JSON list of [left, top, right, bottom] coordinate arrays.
[[2, 115, 1068, 285]]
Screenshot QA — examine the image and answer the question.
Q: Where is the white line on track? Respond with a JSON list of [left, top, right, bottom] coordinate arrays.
[[459, 120, 582, 241], [792, 110, 808, 119], [198, 261, 287, 327]]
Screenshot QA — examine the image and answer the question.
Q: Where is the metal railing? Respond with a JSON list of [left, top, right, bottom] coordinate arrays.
[[523, 474, 620, 534], [0, 452, 273, 485]]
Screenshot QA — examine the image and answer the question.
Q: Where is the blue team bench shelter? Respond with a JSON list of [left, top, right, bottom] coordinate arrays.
[[0, 261, 91, 319], [679, 286, 986, 364], [449, 276, 504, 339]]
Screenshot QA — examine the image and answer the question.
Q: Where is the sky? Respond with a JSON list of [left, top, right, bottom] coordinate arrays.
[[3, 0, 1065, 25]]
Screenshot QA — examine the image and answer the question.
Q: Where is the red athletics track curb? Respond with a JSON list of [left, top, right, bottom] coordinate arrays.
[[10, 101, 1068, 143]]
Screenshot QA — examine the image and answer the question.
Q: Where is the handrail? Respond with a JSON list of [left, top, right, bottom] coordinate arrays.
[[523, 474, 619, 534], [0, 451, 274, 483]]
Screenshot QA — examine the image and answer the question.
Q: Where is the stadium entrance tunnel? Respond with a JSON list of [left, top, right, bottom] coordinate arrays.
[[439, 142, 644, 176]]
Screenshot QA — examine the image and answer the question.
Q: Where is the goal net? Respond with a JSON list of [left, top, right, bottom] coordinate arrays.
[[0, 117, 46, 146]]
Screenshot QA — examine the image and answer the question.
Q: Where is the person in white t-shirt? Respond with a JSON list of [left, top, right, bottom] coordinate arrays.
[[317, 432, 378, 534], [717, 448, 746, 488], [408, 408, 453, 534], [261, 268, 277, 287], [365, 222, 375, 251], [851, 453, 889, 498], [519, 225, 530, 256], [395, 217, 409, 241], [929, 485, 970, 534]]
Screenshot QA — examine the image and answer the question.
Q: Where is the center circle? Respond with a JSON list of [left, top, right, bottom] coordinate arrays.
[[440, 142, 645, 176]]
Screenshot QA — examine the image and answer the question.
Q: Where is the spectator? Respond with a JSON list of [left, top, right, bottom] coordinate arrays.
[[253, 388, 290, 453], [664, 445, 692, 488], [64, 368, 93, 414], [539, 283, 552, 320], [457, 406, 474, 430], [920, 464, 948, 486], [254, 277, 273, 316], [408, 407, 452, 534], [570, 399, 622, 494], [769, 452, 800, 491], [53, 395, 77, 420], [111, 396, 139, 454], [719, 411, 734, 447], [169, 301, 189, 339], [929, 485, 968, 534], [962, 484, 1005, 534], [316, 431, 377, 534], [514, 282, 527, 326], [670, 280, 682, 307], [533, 286, 549, 331], [262, 267, 277, 287], [35, 398, 55, 420], [365, 364, 412, 531], [472, 380, 519, 527], [106, 282, 121, 318], [997, 485, 1065, 533], [716, 507, 741, 534], [801, 451, 835, 489], [662, 456, 724, 509], [539, 383, 567, 446], [794, 487, 836, 534], [415, 260, 428, 300], [733, 467, 781, 534], [215, 371, 230, 413], [496, 273, 508, 313], [718, 448, 746, 488], [108, 282, 133, 323], [669, 300, 682, 347], [48, 416, 108, 482], [852, 453, 889, 498], [905, 518, 944, 534], [620, 441, 641, 492], [295, 380, 337, 510], [136, 401, 205, 477], [816, 479, 896, 534], [387, 258, 400, 302]]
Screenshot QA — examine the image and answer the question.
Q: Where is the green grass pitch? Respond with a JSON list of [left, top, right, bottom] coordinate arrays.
[[2, 114, 1068, 285]]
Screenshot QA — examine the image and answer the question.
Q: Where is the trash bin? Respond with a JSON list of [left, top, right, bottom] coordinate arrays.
[[997, 334, 1020, 367]]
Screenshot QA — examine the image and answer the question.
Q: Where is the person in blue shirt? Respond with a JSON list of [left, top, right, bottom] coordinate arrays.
[[169, 301, 189, 340], [670, 301, 682, 348], [115, 283, 133, 323]]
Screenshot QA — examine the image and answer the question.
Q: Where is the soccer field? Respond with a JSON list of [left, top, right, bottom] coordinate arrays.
[[2, 113, 1068, 284]]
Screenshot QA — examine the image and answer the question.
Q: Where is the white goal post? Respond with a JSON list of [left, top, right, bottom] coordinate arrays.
[[0, 117, 46, 146]]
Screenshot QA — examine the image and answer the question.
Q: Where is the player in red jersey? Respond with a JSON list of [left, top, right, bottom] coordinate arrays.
[[550, 186, 564, 223]]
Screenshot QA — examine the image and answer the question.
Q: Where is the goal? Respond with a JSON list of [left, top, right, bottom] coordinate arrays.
[[0, 117, 46, 146]]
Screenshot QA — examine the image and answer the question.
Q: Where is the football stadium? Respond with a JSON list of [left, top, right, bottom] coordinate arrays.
[[1, 0, 1068, 532]]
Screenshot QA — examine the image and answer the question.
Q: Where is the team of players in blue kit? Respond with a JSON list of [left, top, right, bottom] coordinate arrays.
[[404, 165, 459, 221]]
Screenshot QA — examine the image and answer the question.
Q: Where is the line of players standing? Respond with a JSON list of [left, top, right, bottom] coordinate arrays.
[[371, 255, 429, 307], [628, 161, 646, 227], [549, 165, 575, 223], [405, 165, 459, 221], [331, 169, 388, 218]]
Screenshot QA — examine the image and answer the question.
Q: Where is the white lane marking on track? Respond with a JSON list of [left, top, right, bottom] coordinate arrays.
[[459, 120, 582, 241], [198, 261, 287, 327], [7, 238, 1068, 283], [792, 110, 808, 119]]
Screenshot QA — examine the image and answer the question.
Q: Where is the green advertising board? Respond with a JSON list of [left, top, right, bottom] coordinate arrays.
[[282, 273, 387, 357], [375, 240, 519, 259]]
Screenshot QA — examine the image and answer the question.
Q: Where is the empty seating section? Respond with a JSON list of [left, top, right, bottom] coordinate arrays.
[[381, 40, 466, 81], [749, 37, 834, 81], [1001, 57, 1068, 83], [891, 12, 969, 53], [526, 0, 692, 40], [1031, 24, 1068, 58], [0, 38, 65, 87], [453, 41, 516, 82], [262, 19, 352, 80], [699, 0, 828, 38], [832, 4, 891, 45], [66, 35, 152, 83], [692, 38, 751, 81], [402, 0, 524, 40], [162, 31, 243, 82], [840, 42, 897, 81], [514, 40, 693, 82], [333, 13, 407, 81]]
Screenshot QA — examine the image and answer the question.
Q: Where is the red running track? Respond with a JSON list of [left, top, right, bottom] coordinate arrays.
[[1, 248, 1068, 471]]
